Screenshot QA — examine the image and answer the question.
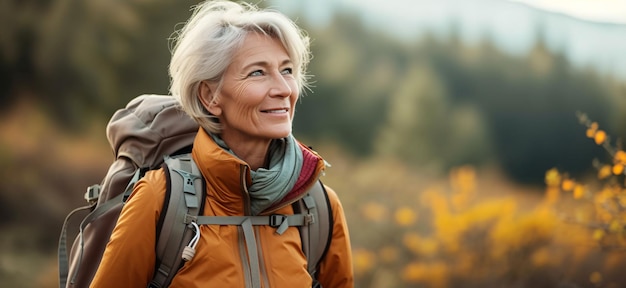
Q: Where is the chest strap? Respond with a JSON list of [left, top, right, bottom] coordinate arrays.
[[190, 213, 313, 235], [187, 208, 314, 288]]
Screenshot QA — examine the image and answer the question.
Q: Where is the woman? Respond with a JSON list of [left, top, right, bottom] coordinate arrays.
[[90, 1, 354, 287]]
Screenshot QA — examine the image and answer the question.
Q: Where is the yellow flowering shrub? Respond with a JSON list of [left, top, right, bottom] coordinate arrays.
[[317, 117, 626, 287], [551, 113, 626, 250]]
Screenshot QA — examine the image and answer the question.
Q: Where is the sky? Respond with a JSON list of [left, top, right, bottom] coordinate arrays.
[[270, 0, 626, 80], [512, 0, 626, 24]]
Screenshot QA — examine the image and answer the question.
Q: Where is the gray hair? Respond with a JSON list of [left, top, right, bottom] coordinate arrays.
[[168, 0, 311, 134]]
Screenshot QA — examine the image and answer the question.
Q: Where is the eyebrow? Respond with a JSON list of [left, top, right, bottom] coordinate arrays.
[[241, 59, 293, 71]]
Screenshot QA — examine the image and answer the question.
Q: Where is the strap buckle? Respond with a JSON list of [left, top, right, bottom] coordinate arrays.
[[269, 214, 287, 228], [304, 214, 315, 225], [84, 184, 101, 204], [184, 214, 198, 224]]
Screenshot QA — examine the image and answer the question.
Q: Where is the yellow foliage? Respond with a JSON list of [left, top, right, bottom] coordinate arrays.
[[361, 201, 388, 222], [594, 186, 619, 209], [402, 233, 438, 257], [428, 193, 450, 217], [561, 179, 575, 191], [590, 122, 599, 130], [418, 238, 440, 258], [619, 194, 626, 208], [419, 187, 439, 203], [451, 193, 469, 211], [545, 168, 561, 187], [571, 117, 626, 250], [574, 207, 590, 222], [552, 224, 593, 265], [433, 198, 518, 254], [353, 248, 376, 275], [464, 198, 517, 224], [450, 166, 476, 208], [586, 122, 599, 138], [594, 130, 607, 145], [402, 261, 448, 287], [403, 232, 421, 255], [489, 208, 556, 259], [614, 150, 626, 165], [453, 252, 475, 275], [402, 262, 427, 282], [395, 207, 418, 226], [599, 186, 616, 199], [544, 187, 560, 204], [598, 165, 612, 180], [589, 271, 603, 285], [449, 166, 477, 210], [573, 184, 586, 199], [433, 214, 465, 253], [378, 246, 399, 264], [450, 165, 476, 195], [612, 164, 624, 175], [544, 168, 567, 204], [340, 112, 626, 286], [597, 210, 613, 223], [531, 247, 555, 267], [608, 220, 622, 233], [592, 229, 605, 241], [603, 252, 624, 270]]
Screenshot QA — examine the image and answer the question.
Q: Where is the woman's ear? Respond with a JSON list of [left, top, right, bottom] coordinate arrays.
[[198, 81, 222, 116]]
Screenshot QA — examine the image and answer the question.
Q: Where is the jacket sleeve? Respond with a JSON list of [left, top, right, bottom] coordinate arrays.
[[90, 169, 166, 288], [318, 185, 354, 288]]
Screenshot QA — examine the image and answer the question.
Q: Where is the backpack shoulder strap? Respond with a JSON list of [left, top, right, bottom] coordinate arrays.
[[293, 180, 333, 287], [149, 154, 205, 288], [144, 167, 330, 288]]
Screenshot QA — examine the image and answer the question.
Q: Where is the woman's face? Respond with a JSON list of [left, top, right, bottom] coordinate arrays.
[[203, 32, 299, 144]]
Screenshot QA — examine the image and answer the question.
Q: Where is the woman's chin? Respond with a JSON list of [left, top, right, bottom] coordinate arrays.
[[266, 128, 292, 139]]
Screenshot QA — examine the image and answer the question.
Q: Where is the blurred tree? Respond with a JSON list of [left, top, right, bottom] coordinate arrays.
[[375, 63, 449, 171], [1, 0, 194, 130], [466, 38, 613, 185], [2, 0, 142, 127], [0, 0, 42, 107], [296, 14, 404, 155]]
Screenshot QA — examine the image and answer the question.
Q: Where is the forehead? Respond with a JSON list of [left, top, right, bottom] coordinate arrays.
[[230, 33, 290, 67]]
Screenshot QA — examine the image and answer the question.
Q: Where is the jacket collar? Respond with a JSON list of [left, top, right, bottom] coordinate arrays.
[[191, 128, 326, 215]]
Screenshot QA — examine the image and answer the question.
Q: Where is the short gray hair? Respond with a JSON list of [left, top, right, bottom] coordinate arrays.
[[168, 0, 311, 134]]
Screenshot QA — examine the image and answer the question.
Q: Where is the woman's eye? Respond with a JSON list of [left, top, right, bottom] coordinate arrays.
[[249, 70, 264, 77], [281, 68, 293, 75]]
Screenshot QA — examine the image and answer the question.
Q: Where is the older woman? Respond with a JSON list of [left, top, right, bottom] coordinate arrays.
[[90, 1, 354, 287]]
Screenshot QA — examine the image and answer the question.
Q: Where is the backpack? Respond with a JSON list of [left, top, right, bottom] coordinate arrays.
[[58, 94, 333, 288]]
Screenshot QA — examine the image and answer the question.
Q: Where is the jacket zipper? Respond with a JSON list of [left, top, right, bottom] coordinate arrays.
[[240, 165, 251, 215]]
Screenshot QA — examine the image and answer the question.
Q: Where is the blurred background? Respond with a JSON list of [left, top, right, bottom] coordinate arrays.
[[3, 0, 626, 287]]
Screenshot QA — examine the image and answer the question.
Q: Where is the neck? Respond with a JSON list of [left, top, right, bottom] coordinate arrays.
[[221, 135, 272, 171]]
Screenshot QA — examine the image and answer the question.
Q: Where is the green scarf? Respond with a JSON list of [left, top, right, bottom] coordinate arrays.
[[210, 133, 303, 215]]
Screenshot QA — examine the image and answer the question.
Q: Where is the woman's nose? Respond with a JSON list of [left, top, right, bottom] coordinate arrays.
[[269, 73, 292, 98]]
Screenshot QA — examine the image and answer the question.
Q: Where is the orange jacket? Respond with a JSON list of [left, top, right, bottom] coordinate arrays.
[[91, 128, 354, 288]]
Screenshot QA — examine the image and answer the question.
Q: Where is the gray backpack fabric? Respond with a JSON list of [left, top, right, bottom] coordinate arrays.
[[58, 94, 332, 288]]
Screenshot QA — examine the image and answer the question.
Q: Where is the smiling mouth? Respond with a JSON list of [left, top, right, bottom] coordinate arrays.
[[261, 108, 289, 114]]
